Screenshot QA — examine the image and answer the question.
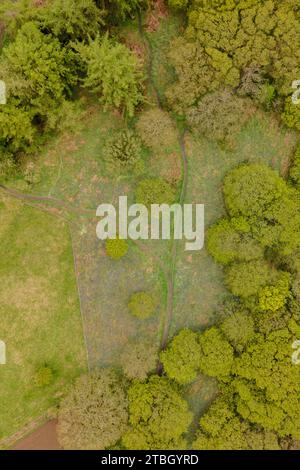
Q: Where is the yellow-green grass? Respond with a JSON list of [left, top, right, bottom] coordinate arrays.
[[0, 195, 86, 440]]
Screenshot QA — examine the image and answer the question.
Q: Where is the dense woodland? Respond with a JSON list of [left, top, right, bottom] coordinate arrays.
[[1, 0, 300, 450]]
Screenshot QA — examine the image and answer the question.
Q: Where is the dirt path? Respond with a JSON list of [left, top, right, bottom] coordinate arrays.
[[13, 420, 61, 451]]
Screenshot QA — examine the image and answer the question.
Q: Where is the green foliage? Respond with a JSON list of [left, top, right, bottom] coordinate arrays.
[[135, 178, 176, 207], [57, 370, 128, 450], [186, 89, 253, 148], [34, 365, 54, 388], [128, 292, 156, 319], [104, 129, 143, 173], [75, 35, 144, 117], [221, 311, 255, 352], [0, 106, 35, 154], [166, 37, 237, 113], [198, 327, 234, 378], [207, 218, 263, 265], [223, 163, 286, 219], [186, 1, 300, 97], [105, 238, 128, 260], [221, 163, 300, 256], [136, 108, 176, 151], [193, 397, 280, 450], [160, 329, 202, 384], [233, 328, 300, 438], [282, 97, 300, 131], [168, 0, 190, 10], [225, 260, 279, 298], [120, 339, 158, 380], [0, 21, 75, 155], [258, 274, 291, 312], [122, 376, 193, 450], [37, 0, 104, 43], [103, 0, 146, 21]]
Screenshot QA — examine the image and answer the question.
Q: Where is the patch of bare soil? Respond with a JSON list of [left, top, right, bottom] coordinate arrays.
[[13, 420, 61, 451]]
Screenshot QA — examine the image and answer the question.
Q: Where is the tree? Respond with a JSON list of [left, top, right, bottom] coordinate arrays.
[[198, 327, 234, 378], [75, 35, 144, 117], [0, 22, 75, 136], [37, 0, 105, 43], [193, 397, 280, 450], [258, 274, 291, 312], [122, 376, 193, 450], [207, 218, 263, 265], [232, 328, 300, 438], [221, 311, 255, 352], [57, 370, 128, 450], [224, 260, 279, 298], [136, 108, 177, 151], [102, 0, 146, 22], [120, 338, 158, 380], [223, 163, 286, 220], [168, 0, 190, 9], [186, 89, 254, 148], [160, 329, 202, 384], [135, 178, 176, 207], [105, 238, 128, 259], [281, 97, 300, 131], [128, 292, 157, 319]]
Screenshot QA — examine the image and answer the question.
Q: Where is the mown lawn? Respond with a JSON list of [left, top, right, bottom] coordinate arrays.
[[0, 195, 86, 441]]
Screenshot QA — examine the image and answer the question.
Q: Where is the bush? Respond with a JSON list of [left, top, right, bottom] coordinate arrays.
[[57, 370, 128, 450], [136, 108, 176, 151], [104, 129, 143, 173], [120, 339, 158, 380], [187, 89, 254, 148], [135, 178, 176, 208], [105, 238, 128, 260], [34, 365, 54, 388], [128, 291, 156, 319]]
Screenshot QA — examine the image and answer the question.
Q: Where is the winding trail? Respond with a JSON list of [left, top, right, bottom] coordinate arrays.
[[137, 13, 189, 360]]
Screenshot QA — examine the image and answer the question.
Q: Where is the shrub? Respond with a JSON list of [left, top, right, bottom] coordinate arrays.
[[104, 129, 143, 173], [135, 178, 176, 208], [128, 291, 156, 319], [105, 238, 128, 260], [136, 108, 176, 151], [34, 365, 54, 388]]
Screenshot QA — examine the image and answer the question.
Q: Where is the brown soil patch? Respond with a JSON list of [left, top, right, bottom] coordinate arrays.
[[13, 420, 61, 450]]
